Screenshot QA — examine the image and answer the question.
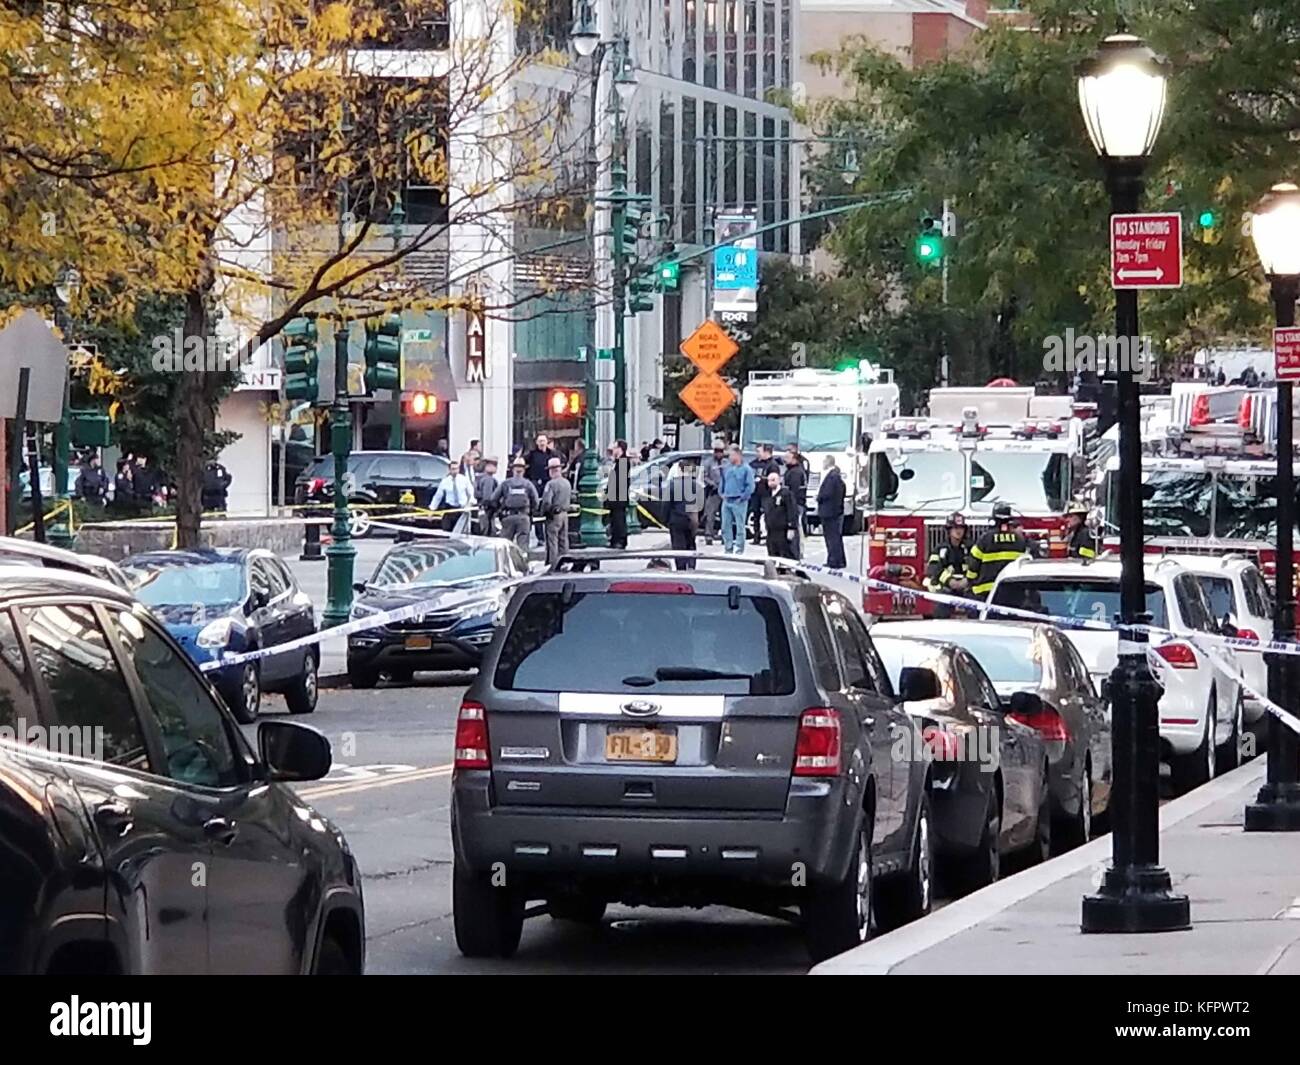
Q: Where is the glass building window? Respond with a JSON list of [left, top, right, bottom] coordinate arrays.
[[682, 97, 698, 243], [636, 123, 653, 199], [659, 98, 677, 235], [760, 116, 776, 251], [780, 0, 790, 86], [743, 111, 757, 208], [723, 107, 738, 208], [703, 100, 717, 218], [777, 118, 790, 253]]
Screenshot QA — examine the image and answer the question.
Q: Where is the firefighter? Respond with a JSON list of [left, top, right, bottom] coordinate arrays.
[[925, 512, 973, 616], [967, 503, 1032, 598], [1065, 500, 1097, 559]]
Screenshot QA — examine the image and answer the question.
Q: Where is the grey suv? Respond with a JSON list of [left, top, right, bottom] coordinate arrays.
[[450, 552, 936, 963]]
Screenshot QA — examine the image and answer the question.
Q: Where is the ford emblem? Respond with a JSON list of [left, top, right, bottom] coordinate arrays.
[[620, 699, 661, 718]]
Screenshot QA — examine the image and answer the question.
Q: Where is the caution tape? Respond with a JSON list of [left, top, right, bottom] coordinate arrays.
[[13, 499, 70, 536]]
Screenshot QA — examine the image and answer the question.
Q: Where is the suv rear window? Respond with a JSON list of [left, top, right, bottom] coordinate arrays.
[[494, 591, 796, 695], [990, 578, 1167, 628], [1193, 575, 1235, 623]]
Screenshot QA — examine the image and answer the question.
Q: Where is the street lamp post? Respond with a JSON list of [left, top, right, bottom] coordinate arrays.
[[49, 268, 81, 549], [1077, 32, 1190, 934], [322, 319, 355, 628], [1245, 182, 1300, 831]]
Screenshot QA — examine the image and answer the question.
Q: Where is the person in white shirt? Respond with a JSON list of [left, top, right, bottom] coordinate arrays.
[[431, 456, 476, 534]]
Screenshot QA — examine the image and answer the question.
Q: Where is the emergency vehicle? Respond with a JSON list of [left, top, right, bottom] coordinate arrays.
[[738, 364, 900, 533], [863, 386, 1093, 618]]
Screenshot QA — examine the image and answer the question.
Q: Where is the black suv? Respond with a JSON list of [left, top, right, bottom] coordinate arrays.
[[0, 567, 365, 974], [294, 450, 450, 537], [450, 551, 936, 963]]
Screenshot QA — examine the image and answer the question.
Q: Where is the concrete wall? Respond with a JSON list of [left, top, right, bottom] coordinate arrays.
[[216, 390, 272, 515], [77, 518, 306, 561]]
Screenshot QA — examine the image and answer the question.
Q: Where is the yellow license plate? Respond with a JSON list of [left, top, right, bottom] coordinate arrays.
[[605, 728, 677, 763], [404, 635, 433, 650]]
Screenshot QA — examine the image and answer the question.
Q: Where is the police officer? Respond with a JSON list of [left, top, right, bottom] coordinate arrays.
[[967, 503, 1032, 598], [201, 459, 232, 512], [492, 457, 539, 551], [1065, 500, 1097, 559], [926, 512, 972, 616]]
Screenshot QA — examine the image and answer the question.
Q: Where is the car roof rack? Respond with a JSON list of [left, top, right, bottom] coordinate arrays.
[[549, 549, 812, 581]]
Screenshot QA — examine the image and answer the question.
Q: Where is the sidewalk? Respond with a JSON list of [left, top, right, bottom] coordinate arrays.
[[813, 759, 1300, 975]]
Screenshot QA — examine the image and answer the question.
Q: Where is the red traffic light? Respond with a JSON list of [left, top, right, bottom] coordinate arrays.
[[408, 392, 437, 416], [549, 388, 584, 417]]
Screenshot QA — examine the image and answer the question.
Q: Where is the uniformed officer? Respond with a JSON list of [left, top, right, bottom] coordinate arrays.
[[492, 457, 539, 551], [925, 512, 972, 615], [1065, 500, 1097, 559], [967, 503, 1033, 598]]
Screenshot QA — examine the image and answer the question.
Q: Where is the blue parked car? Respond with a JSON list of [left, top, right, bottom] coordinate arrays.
[[122, 548, 318, 723]]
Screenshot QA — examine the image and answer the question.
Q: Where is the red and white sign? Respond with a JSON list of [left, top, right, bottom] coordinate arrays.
[[1110, 212, 1182, 289], [1275, 327, 1300, 381]]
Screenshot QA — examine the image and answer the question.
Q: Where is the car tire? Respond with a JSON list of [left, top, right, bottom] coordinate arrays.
[[1059, 760, 1093, 850], [1172, 694, 1216, 794], [347, 661, 378, 690], [285, 652, 318, 715], [803, 816, 873, 964], [1217, 693, 1244, 772], [548, 897, 608, 925], [312, 936, 352, 975], [950, 785, 1001, 895], [875, 789, 934, 931], [348, 507, 373, 540], [453, 860, 524, 959], [228, 663, 261, 725]]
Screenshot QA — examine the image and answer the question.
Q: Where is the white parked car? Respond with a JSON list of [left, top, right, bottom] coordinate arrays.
[[1163, 554, 1273, 728], [983, 556, 1243, 794]]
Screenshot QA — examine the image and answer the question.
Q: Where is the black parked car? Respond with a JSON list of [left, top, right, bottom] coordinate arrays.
[[872, 634, 1053, 891], [874, 619, 1112, 847], [347, 535, 531, 688], [122, 549, 318, 724], [451, 551, 935, 963], [0, 567, 364, 974], [294, 450, 450, 538]]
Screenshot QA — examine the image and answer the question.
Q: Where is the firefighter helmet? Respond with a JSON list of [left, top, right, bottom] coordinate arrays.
[[1066, 500, 1089, 517], [992, 503, 1014, 523], [946, 511, 966, 528]]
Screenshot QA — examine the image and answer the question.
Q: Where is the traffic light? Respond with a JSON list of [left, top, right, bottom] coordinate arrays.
[[549, 388, 585, 417], [405, 391, 437, 417], [656, 258, 680, 290], [627, 270, 656, 314], [618, 206, 643, 263], [1195, 207, 1221, 243], [363, 313, 402, 392], [914, 215, 944, 266], [282, 317, 319, 402]]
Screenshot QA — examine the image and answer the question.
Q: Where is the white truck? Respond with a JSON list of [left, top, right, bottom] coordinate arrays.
[[739, 365, 900, 533]]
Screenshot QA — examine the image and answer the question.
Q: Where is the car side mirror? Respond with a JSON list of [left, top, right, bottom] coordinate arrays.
[[251, 589, 270, 610], [1007, 691, 1043, 717], [898, 666, 939, 703], [353, 581, 368, 593], [258, 720, 331, 782]]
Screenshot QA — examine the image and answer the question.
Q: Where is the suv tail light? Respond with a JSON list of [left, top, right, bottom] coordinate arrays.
[[1009, 702, 1071, 743], [309, 477, 326, 495], [1154, 642, 1198, 669], [454, 700, 490, 769], [794, 707, 841, 776], [1234, 628, 1259, 643]]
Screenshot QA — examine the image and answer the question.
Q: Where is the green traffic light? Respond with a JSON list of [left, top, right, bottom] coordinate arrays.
[[1198, 209, 1216, 228], [915, 234, 942, 263]]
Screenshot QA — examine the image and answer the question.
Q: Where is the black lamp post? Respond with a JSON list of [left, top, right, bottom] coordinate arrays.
[[1245, 181, 1300, 831], [1077, 32, 1191, 934]]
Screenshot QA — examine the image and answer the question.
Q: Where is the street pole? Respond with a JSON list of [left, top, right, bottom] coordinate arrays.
[[1245, 273, 1300, 830], [322, 321, 355, 628], [1081, 157, 1189, 933], [48, 352, 73, 548]]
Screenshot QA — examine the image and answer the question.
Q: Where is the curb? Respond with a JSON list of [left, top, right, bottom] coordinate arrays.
[[319, 672, 351, 690], [810, 758, 1269, 975]]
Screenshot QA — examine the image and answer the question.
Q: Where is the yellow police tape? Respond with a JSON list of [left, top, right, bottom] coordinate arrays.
[[13, 499, 71, 537]]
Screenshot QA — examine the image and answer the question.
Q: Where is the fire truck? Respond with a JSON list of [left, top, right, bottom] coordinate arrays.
[[1098, 383, 1298, 585], [739, 364, 900, 533], [863, 386, 1094, 618]]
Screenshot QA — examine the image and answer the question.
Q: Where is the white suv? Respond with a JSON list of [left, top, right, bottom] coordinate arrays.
[[1163, 554, 1273, 729], [982, 557, 1243, 794]]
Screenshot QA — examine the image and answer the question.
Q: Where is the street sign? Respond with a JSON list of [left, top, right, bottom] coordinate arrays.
[[679, 372, 736, 425], [712, 212, 759, 322], [680, 320, 739, 375], [1274, 327, 1300, 381], [0, 310, 68, 421], [1111, 212, 1183, 289]]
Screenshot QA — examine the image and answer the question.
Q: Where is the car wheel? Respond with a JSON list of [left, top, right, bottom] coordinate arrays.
[[452, 860, 524, 959], [1059, 760, 1093, 849], [548, 897, 608, 925], [285, 653, 318, 715], [1172, 694, 1215, 794], [950, 786, 1001, 895], [348, 508, 372, 539], [1217, 692, 1243, 772], [803, 816, 873, 963], [229, 663, 260, 724], [347, 660, 378, 690], [312, 936, 352, 975], [875, 789, 934, 931]]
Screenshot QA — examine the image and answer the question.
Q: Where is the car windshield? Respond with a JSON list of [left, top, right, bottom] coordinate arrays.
[[990, 578, 1168, 628], [372, 544, 501, 586], [869, 450, 966, 511], [1108, 469, 1213, 538], [494, 591, 795, 695], [126, 560, 245, 608], [969, 452, 1067, 515], [742, 413, 854, 452], [918, 631, 1043, 684], [1213, 473, 1300, 540]]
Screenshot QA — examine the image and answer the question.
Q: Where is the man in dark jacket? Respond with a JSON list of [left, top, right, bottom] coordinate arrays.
[[493, 457, 539, 550], [816, 456, 847, 569], [664, 460, 701, 569], [201, 459, 232, 512], [748, 444, 780, 544], [605, 439, 631, 549], [967, 503, 1032, 598], [474, 458, 500, 535], [524, 433, 555, 543], [761, 470, 799, 559], [783, 446, 808, 559], [75, 455, 108, 507]]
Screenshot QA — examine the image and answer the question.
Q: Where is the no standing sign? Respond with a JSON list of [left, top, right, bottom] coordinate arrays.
[[1111, 212, 1183, 289]]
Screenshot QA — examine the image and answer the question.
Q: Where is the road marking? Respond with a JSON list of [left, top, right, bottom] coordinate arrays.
[[297, 763, 454, 801]]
